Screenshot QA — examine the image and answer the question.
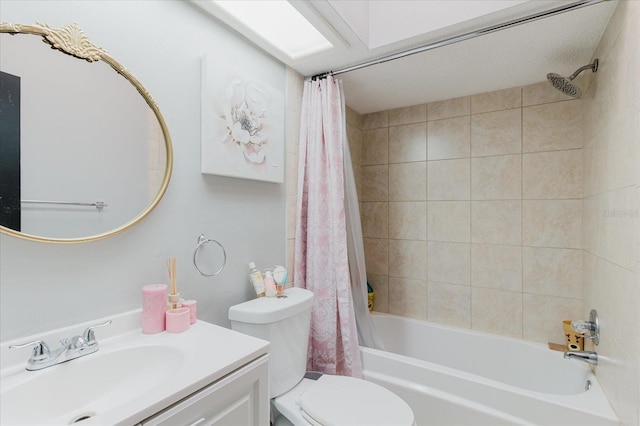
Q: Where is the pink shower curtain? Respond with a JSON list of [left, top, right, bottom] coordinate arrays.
[[294, 75, 362, 378]]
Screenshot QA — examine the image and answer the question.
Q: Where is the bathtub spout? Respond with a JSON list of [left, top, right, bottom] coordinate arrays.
[[563, 350, 598, 365]]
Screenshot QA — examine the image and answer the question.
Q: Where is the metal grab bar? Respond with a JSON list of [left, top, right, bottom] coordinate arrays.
[[20, 200, 108, 211]]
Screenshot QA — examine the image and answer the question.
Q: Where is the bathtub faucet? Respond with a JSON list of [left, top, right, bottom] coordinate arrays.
[[563, 350, 598, 365]]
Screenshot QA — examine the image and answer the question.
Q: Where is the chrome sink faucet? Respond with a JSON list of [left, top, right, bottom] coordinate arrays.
[[9, 320, 111, 371]]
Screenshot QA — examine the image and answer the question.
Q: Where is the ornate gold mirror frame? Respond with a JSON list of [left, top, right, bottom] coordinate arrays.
[[0, 22, 173, 243]]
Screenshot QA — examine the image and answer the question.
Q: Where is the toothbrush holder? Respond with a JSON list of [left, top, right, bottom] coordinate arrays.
[[166, 307, 190, 333]]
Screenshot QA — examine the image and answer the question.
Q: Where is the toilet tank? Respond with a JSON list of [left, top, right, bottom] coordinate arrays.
[[229, 287, 314, 398]]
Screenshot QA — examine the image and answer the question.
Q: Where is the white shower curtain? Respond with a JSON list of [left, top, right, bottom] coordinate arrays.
[[295, 75, 375, 377], [339, 80, 384, 351]]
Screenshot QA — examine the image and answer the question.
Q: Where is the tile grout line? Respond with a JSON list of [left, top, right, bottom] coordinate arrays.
[[468, 103, 474, 331], [520, 88, 525, 340]]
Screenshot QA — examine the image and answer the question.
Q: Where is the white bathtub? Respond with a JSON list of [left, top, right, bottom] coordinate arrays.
[[360, 313, 619, 426]]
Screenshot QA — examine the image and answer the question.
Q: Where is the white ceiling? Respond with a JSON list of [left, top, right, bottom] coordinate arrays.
[[193, 0, 618, 114]]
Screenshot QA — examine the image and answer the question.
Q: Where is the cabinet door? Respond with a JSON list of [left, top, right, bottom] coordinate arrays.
[[143, 355, 269, 426]]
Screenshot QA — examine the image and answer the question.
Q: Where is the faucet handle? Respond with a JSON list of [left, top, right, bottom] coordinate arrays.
[[82, 320, 112, 346], [571, 320, 595, 334], [570, 309, 600, 345], [9, 340, 50, 361]]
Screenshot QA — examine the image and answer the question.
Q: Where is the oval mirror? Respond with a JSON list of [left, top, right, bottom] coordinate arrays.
[[0, 23, 173, 243]]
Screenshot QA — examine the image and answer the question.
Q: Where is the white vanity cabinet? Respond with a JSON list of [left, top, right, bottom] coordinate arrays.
[[140, 354, 269, 426]]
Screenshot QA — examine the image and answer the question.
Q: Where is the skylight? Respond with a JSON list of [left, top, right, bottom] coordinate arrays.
[[328, 0, 529, 49], [210, 0, 334, 60]]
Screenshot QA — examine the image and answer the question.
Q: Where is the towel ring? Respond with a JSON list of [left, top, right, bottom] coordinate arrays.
[[193, 234, 226, 277]]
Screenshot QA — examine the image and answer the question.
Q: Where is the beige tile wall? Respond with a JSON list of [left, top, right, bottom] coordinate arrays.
[[581, 2, 639, 424], [356, 83, 585, 344], [285, 67, 304, 285]]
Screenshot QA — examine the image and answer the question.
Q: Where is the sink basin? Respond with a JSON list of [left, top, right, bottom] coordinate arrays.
[[0, 309, 269, 425], [1, 346, 183, 425]]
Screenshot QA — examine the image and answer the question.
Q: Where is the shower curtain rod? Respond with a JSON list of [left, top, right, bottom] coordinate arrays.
[[311, 0, 607, 79]]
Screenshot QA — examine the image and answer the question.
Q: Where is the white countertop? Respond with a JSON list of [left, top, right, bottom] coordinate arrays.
[[0, 309, 270, 425]]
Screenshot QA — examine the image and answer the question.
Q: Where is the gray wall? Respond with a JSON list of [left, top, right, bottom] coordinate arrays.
[[0, 0, 287, 340]]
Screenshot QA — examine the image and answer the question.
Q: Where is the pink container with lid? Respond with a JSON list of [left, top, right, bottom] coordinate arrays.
[[182, 300, 197, 324]]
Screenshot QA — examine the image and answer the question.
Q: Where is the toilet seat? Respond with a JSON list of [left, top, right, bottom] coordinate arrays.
[[297, 375, 414, 426]]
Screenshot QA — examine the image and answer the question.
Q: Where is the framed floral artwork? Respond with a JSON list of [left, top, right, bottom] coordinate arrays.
[[201, 55, 284, 183]]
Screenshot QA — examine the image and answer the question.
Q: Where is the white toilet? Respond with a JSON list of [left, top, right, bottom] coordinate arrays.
[[229, 287, 415, 426]]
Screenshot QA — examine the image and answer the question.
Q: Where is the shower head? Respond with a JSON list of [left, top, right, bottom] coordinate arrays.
[[546, 73, 583, 98], [546, 59, 598, 99]]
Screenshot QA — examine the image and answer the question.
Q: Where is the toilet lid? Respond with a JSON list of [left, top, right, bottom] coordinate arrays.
[[298, 375, 414, 426]]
